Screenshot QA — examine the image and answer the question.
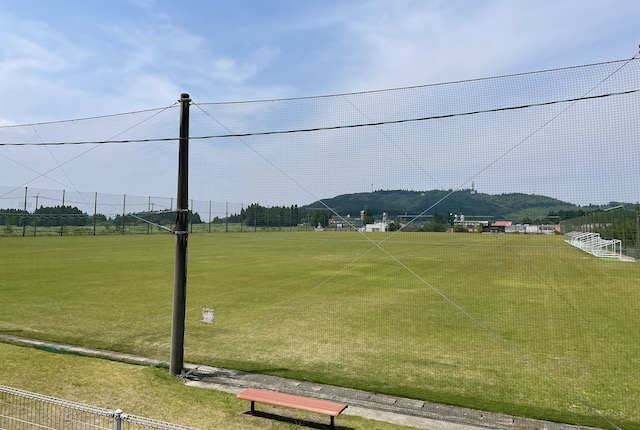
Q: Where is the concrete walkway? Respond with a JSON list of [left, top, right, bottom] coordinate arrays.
[[0, 334, 599, 430]]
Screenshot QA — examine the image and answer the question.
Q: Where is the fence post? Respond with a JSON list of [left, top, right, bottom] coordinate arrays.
[[190, 199, 194, 233], [122, 194, 126, 235], [113, 409, 123, 430], [22, 187, 28, 237], [94, 192, 98, 236], [634, 203, 640, 260], [60, 189, 65, 236], [33, 194, 39, 236], [622, 208, 627, 254]]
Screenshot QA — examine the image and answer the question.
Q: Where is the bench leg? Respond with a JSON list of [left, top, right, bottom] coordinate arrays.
[[330, 416, 335, 428], [250, 400, 255, 414]]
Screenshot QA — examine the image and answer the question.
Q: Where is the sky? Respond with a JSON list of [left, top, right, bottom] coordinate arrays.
[[0, 0, 638, 123], [0, 0, 639, 212]]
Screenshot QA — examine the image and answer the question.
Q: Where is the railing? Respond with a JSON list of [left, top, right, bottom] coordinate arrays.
[[565, 231, 622, 259], [0, 385, 201, 430]]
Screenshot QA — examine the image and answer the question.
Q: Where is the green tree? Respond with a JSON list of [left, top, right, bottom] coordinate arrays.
[[421, 213, 447, 232], [34, 205, 89, 227], [0, 209, 29, 227], [241, 203, 300, 228], [310, 210, 329, 228], [362, 208, 374, 224], [388, 221, 401, 231]]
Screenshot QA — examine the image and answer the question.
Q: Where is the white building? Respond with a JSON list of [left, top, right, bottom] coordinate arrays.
[[365, 221, 388, 232]]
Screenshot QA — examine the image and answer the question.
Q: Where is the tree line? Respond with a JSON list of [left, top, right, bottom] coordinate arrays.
[[0, 206, 203, 227], [238, 204, 330, 228], [0, 203, 330, 229]]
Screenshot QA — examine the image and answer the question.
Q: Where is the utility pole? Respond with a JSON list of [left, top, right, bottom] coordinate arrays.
[[170, 93, 191, 376]]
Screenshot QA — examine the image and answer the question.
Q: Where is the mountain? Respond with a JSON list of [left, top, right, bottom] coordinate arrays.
[[303, 190, 586, 223]]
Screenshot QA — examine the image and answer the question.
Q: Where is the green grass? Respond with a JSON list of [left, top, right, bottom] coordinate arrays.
[[1, 232, 639, 429], [0, 342, 408, 430], [1, 222, 302, 237]]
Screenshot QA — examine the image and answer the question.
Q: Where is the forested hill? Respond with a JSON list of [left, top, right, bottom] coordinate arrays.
[[304, 190, 586, 223]]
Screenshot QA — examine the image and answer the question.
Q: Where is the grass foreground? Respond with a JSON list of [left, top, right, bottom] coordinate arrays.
[[1, 232, 639, 429], [0, 342, 410, 430]]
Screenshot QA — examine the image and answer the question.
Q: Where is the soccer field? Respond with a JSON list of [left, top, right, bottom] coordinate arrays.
[[1, 232, 638, 429]]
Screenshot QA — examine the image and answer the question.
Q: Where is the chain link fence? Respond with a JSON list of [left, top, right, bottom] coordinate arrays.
[[0, 385, 200, 430], [0, 186, 344, 237]]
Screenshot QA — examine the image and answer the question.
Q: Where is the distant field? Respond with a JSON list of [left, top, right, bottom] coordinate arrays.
[[1, 232, 638, 429]]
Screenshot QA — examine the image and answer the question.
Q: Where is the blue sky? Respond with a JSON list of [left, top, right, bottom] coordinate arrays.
[[0, 0, 639, 210], [1, 0, 639, 124]]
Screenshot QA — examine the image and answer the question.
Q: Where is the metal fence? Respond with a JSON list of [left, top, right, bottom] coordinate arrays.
[[0, 186, 321, 237], [0, 385, 200, 430]]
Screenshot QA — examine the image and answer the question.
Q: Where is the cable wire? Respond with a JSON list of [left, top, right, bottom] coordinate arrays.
[[0, 89, 637, 147]]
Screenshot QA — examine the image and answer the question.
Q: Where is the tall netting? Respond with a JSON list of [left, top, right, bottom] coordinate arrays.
[[1, 58, 639, 429]]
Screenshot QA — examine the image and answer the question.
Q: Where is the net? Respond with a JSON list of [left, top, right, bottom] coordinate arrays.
[[1, 58, 639, 429]]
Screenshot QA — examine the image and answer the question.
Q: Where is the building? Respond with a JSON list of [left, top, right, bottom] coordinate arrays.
[[483, 220, 512, 233], [364, 221, 388, 232], [329, 215, 365, 230]]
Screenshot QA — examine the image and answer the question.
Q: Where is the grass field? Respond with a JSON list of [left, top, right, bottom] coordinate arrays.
[[1, 232, 639, 429]]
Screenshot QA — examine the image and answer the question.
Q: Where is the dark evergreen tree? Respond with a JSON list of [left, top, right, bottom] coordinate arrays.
[[362, 208, 374, 224]]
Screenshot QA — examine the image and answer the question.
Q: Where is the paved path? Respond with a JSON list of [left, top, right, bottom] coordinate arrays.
[[1, 334, 600, 430]]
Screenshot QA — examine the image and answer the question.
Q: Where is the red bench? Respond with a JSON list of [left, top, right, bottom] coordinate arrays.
[[237, 387, 348, 428]]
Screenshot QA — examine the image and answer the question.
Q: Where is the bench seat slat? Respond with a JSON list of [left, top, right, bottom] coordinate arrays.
[[237, 388, 347, 416]]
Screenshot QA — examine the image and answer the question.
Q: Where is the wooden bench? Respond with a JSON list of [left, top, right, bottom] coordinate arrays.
[[237, 387, 348, 428]]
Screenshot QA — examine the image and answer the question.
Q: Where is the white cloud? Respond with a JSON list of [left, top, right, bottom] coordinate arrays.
[[338, 0, 640, 91], [204, 46, 280, 85], [0, 4, 285, 122]]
